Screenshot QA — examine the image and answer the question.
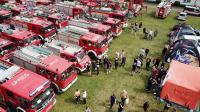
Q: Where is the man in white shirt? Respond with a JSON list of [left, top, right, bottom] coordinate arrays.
[[82, 90, 87, 104]]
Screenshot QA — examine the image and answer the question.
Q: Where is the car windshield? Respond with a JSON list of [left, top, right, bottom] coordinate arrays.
[[76, 50, 86, 62], [41, 24, 55, 33], [61, 66, 75, 81], [180, 13, 186, 16], [0, 43, 15, 56], [31, 87, 53, 109]]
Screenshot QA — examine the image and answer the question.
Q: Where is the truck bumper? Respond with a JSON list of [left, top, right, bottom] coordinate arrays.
[[97, 49, 108, 59], [113, 30, 122, 37], [60, 77, 78, 92]]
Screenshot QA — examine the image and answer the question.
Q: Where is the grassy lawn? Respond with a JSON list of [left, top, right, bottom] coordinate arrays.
[[52, 3, 200, 112]]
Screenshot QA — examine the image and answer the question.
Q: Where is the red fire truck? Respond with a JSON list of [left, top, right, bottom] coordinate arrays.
[[47, 13, 69, 28], [0, 38, 15, 60], [58, 26, 108, 59], [90, 7, 129, 28], [3, 2, 27, 16], [0, 9, 12, 23], [55, 1, 88, 18], [84, 16, 122, 37], [155, 1, 172, 18], [10, 16, 56, 40], [0, 24, 43, 46], [68, 19, 113, 43], [0, 59, 56, 112], [11, 45, 78, 92], [45, 40, 91, 73]]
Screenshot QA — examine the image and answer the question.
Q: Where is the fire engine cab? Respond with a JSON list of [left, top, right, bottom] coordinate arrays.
[[0, 38, 15, 60], [0, 59, 56, 112], [68, 19, 113, 43], [3, 2, 27, 16], [84, 15, 122, 37], [58, 26, 108, 59], [91, 7, 129, 28], [55, 1, 88, 18], [0, 9, 12, 23], [10, 16, 56, 40], [155, 1, 172, 18], [102, 18, 122, 37], [0, 24, 43, 46], [45, 40, 91, 73], [47, 13, 69, 28], [11, 45, 78, 92]]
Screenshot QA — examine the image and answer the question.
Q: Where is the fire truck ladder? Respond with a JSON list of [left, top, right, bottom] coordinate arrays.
[[0, 62, 20, 83]]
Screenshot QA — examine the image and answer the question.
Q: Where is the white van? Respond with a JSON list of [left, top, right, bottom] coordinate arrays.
[[184, 6, 200, 16]]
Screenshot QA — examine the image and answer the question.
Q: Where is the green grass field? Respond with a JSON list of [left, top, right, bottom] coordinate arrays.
[[52, 3, 200, 112]]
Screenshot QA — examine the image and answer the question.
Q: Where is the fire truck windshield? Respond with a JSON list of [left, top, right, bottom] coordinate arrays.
[[76, 50, 86, 62], [61, 66, 75, 81], [0, 43, 15, 56], [98, 38, 107, 48], [30, 87, 54, 110], [0, 13, 12, 20], [41, 24, 55, 33], [25, 35, 43, 44]]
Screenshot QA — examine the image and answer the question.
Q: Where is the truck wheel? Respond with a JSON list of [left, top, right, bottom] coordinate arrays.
[[88, 52, 97, 60], [76, 68, 81, 75], [51, 83, 60, 94], [6, 102, 15, 112]]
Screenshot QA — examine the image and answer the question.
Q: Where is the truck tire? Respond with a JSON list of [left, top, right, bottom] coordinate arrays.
[[6, 102, 15, 112], [88, 52, 97, 60], [75, 68, 81, 74], [51, 83, 60, 94]]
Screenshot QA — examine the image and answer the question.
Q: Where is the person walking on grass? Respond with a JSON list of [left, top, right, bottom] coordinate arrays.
[[145, 48, 150, 57], [118, 102, 124, 112], [120, 90, 128, 105], [110, 94, 116, 109], [106, 60, 110, 74], [131, 61, 137, 75], [146, 57, 151, 70], [82, 90, 87, 104], [85, 106, 91, 112], [115, 57, 119, 70], [120, 50, 126, 67], [74, 89, 81, 104], [86, 63, 92, 76], [96, 60, 100, 75], [136, 58, 142, 73], [143, 101, 149, 112]]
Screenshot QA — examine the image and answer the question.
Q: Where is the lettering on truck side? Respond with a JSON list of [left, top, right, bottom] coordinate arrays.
[[11, 73, 30, 86]]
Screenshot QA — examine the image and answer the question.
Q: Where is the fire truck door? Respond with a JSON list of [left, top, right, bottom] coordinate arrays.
[[0, 89, 5, 105]]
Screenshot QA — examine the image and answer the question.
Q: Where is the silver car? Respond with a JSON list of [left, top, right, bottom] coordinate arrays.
[[177, 12, 187, 21]]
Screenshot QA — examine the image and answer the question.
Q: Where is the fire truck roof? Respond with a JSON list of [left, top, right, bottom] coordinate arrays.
[[42, 55, 73, 74], [82, 32, 106, 43], [0, 38, 13, 48], [0, 60, 49, 100], [14, 45, 73, 74], [47, 40, 82, 56], [14, 16, 53, 27], [48, 13, 65, 19], [104, 17, 120, 24], [0, 24, 36, 40], [0, 9, 11, 16], [90, 23, 111, 32]]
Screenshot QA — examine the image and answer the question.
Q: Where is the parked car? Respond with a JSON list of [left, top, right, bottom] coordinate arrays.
[[177, 12, 187, 21], [183, 6, 200, 16]]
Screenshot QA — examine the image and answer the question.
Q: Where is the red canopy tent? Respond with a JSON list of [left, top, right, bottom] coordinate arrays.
[[160, 60, 200, 110]]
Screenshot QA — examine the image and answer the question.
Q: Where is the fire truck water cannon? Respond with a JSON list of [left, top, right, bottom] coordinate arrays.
[[58, 26, 108, 59], [0, 59, 56, 112], [11, 45, 78, 93], [45, 40, 91, 73], [0, 24, 43, 46], [0, 38, 15, 60], [11, 16, 56, 40], [68, 19, 113, 43]]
